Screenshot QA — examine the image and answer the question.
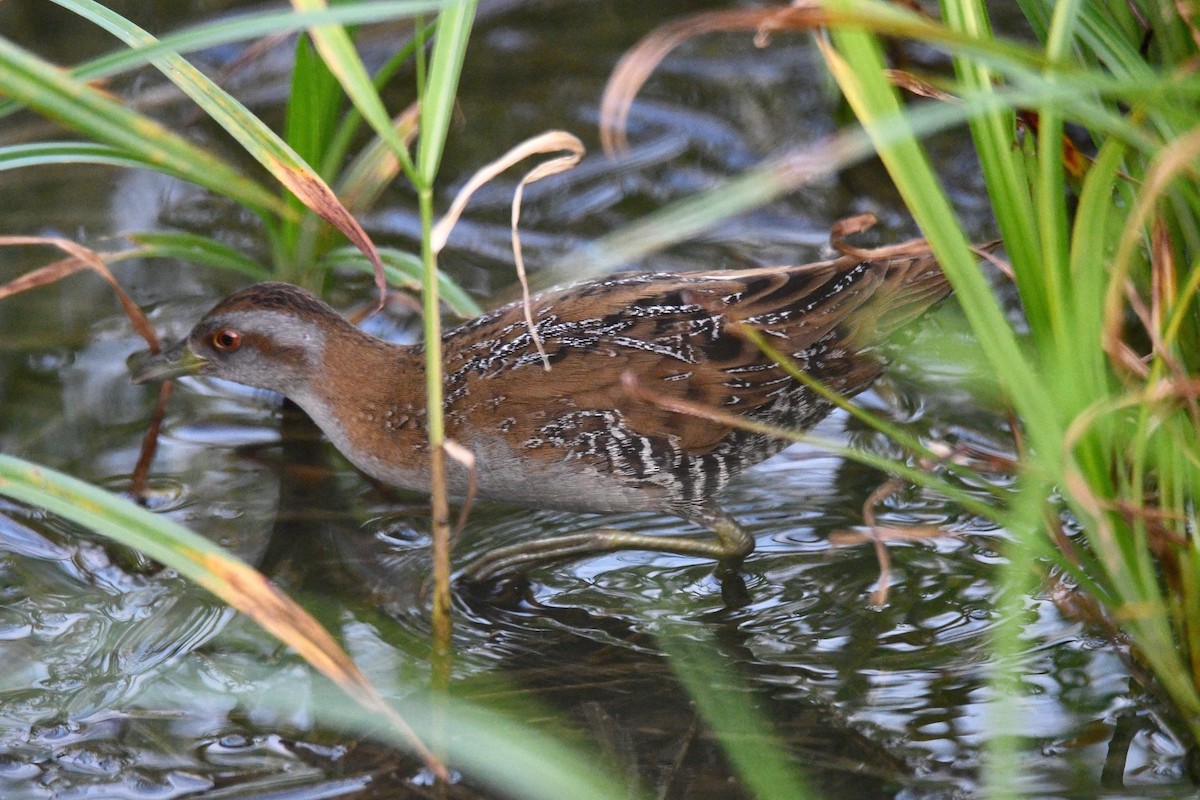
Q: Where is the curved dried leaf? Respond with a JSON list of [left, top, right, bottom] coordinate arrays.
[[431, 130, 585, 252], [599, 5, 829, 154], [0, 236, 159, 350], [432, 131, 584, 369]]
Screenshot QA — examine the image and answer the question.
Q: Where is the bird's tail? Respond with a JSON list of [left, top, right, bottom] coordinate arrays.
[[841, 239, 999, 348]]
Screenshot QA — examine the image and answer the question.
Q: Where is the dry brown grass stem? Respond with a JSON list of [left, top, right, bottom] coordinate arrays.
[[0, 237, 160, 350], [946, 440, 1018, 474], [0, 239, 175, 498], [828, 212, 928, 260], [829, 520, 947, 607], [861, 476, 903, 607], [442, 438, 477, 548], [599, 3, 830, 155], [884, 68, 959, 102], [129, 382, 172, 498], [1103, 127, 1200, 381], [1175, 0, 1200, 49], [432, 130, 585, 370], [829, 212, 1005, 273], [1043, 504, 1086, 576]]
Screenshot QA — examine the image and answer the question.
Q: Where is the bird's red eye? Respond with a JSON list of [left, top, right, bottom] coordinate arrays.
[[212, 329, 241, 351]]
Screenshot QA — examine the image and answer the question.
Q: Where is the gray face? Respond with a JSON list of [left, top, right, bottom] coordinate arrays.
[[187, 309, 327, 398]]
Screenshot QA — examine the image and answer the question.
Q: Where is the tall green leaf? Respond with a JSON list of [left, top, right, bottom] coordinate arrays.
[[0, 36, 283, 215]]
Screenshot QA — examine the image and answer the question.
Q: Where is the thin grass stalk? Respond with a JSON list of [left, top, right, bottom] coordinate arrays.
[[420, 183, 454, 671], [415, 0, 476, 673], [1034, 0, 1079, 360]]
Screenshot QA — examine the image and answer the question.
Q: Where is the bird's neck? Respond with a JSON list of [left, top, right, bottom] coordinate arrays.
[[293, 329, 432, 488]]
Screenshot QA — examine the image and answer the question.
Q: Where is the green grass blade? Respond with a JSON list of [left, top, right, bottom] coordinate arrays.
[[416, 0, 476, 183], [280, 31, 347, 267], [321, 20, 434, 180], [658, 632, 813, 800], [52, 0, 385, 292], [1031, 0, 1081, 355], [823, 0, 1200, 757], [0, 141, 162, 172], [820, 3, 1058, 457], [291, 0, 418, 183], [316, 687, 642, 800], [121, 231, 272, 280], [0, 37, 284, 216], [286, 34, 346, 180], [0, 454, 260, 596], [0, 1, 447, 122], [940, 1, 1043, 336], [319, 245, 482, 317], [0, 453, 391, 716]]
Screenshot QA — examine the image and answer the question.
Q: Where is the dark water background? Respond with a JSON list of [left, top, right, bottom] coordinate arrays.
[[0, 1, 1189, 797]]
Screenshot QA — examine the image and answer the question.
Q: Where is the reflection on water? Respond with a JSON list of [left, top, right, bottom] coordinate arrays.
[[0, 0, 1192, 798]]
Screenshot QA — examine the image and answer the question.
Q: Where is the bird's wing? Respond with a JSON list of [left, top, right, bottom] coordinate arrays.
[[445, 254, 948, 452]]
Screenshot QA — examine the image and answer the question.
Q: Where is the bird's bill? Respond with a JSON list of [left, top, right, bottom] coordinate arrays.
[[129, 340, 208, 384]]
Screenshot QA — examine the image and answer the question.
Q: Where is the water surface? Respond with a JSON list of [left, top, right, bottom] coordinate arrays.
[[0, 1, 1190, 798]]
